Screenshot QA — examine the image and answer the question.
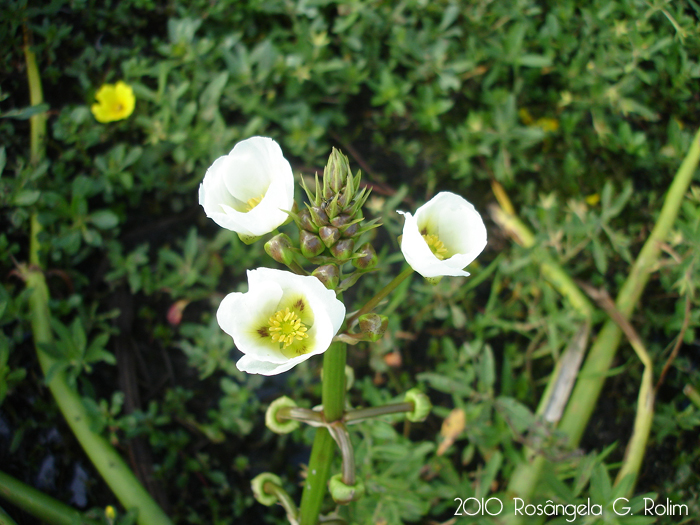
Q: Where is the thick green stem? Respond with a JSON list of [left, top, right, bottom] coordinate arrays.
[[21, 30, 172, 525], [0, 505, 18, 525], [322, 341, 347, 422], [347, 266, 414, 328], [298, 428, 336, 525], [0, 470, 99, 525], [559, 127, 700, 447], [298, 340, 347, 525], [23, 35, 46, 166], [23, 268, 173, 525]]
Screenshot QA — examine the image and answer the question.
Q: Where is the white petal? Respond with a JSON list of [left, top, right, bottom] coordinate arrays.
[[222, 139, 273, 201], [398, 192, 487, 278], [220, 268, 346, 375], [418, 192, 487, 263], [199, 137, 294, 236], [236, 354, 308, 376]]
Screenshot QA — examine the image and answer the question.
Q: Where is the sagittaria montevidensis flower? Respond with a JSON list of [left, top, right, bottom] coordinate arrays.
[[216, 268, 345, 375]]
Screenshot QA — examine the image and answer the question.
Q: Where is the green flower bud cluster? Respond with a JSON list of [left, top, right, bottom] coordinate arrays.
[[295, 149, 379, 271]]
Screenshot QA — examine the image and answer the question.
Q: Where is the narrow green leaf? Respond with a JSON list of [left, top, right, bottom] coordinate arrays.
[[0, 103, 49, 120]]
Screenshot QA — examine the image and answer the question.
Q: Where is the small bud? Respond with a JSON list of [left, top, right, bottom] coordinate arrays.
[[325, 148, 351, 194], [265, 396, 300, 434], [330, 239, 354, 260], [309, 206, 329, 227], [319, 226, 340, 248], [341, 221, 359, 238], [352, 242, 377, 269], [328, 473, 365, 504], [298, 208, 318, 233], [330, 214, 351, 228], [300, 230, 325, 258], [404, 388, 432, 422], [312, 264, 340, 290], [251, 472, 283, 506], [264, 234, 296, 267], [358, 313, 388, 342]]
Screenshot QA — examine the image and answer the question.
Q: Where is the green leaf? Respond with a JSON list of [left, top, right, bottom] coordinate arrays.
[[515, 54, 553, 68], [13, 190, 41, 206], [89, 210, 120, 230], [590, 463, 612, 503], [478, 344, 495, 393], [0, 103, 49, 120]]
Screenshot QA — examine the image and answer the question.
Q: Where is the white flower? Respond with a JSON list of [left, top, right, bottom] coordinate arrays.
[[398, 192, 487, 278], [217, 268, 346, 376], [199, 136, 295, 240]]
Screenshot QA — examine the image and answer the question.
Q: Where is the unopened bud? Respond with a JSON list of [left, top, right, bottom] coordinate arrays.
[[312, 264, 340, 290], [404, 388, 432, 422], [298, 208, 318, 233], [328, 473, 365, 504], [264, 234, 295, 267], [300, 230, 325, 258], [341, 221, 359, 238], [352, 242, 377, 269], [358, 313, 388, 342], [265, 396, 300, 434], [325, 148, 351, 194], [330, 214, 351, 228], [330, 239, 354, 260], [319, 226, 340, 248], [330, 214, 359, 238], [309, 206, 329, 227], [251, 472, 283, 506]]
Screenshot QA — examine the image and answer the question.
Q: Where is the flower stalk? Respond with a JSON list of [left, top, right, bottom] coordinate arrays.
[[559, 126, 700, 447], [0, 470, 100, 525], [21, 34, 172, 525], [344, 402, 415, 424]]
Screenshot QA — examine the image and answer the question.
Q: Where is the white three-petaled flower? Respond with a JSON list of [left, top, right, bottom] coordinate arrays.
[[199, 136, 295, 241], [217, 268, 346, 376], [398, 192, 487, 279]]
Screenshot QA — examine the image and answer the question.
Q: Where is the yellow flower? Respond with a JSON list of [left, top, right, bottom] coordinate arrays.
[[91, 81, 135, 123]]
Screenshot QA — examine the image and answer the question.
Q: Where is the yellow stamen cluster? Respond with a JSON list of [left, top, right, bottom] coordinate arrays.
[[268, 307, 309, 348], [246, 194, 265, 211], [423, 233, 448, 260]]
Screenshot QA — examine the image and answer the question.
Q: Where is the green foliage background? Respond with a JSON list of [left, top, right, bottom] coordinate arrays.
[[1, 0, 699, 523]]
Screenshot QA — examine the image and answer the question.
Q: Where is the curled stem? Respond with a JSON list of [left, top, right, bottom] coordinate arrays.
[[263, 482, 299, 525], [328, 422, 355, 486]]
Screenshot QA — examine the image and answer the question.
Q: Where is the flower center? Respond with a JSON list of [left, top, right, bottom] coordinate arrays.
[[423, 233, 448, 260], [268, 307, 309, 348], [245, 194, 265, 211]]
